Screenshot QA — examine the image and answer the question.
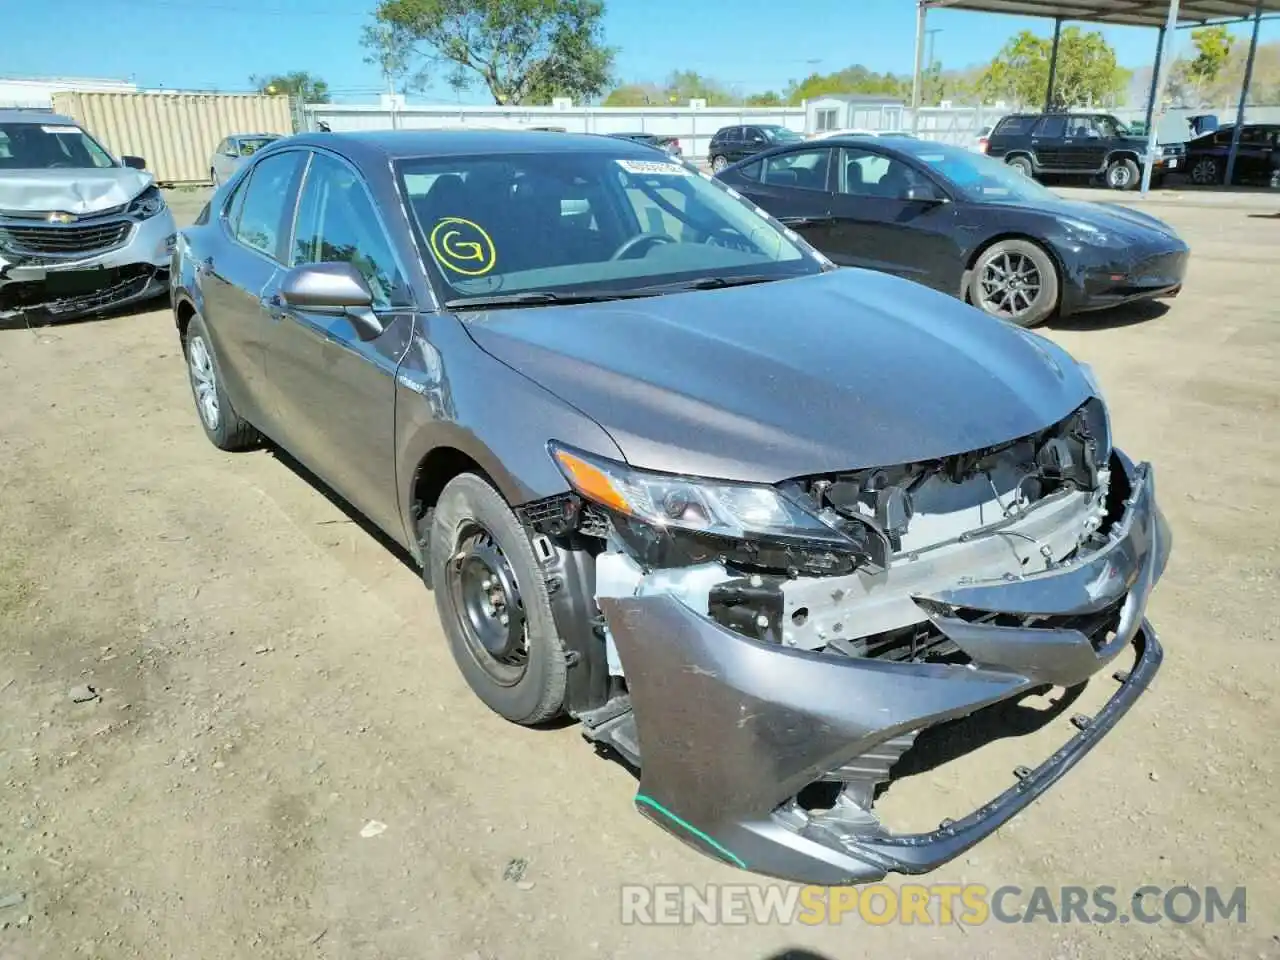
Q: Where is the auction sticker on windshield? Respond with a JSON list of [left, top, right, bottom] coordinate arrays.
[[41, 126, 82, 134], [615, 159, 692, 176]]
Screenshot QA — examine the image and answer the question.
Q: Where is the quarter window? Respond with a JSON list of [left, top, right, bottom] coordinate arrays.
[[1034, 116, 1067, 138], [233, 151, 305, 260], [291, 152, 408, 308]]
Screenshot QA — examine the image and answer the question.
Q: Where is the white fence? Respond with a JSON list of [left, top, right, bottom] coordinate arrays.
[[304, 103, 806, 158], [303, 100, 1280, 156]]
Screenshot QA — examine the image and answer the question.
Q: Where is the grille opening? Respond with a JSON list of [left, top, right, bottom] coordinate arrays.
[[0, 220, 132, 257]]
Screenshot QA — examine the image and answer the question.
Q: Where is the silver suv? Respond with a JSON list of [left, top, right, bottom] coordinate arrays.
[[0, 109, 177, 323]]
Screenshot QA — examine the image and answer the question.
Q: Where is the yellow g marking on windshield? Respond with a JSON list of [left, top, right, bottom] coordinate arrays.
[[429, 217, 497, 276]]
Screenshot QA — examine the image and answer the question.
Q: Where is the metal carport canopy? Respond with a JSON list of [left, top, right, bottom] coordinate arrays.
[[912, 0, 1280, 193], [921, 0, 1280, 28]]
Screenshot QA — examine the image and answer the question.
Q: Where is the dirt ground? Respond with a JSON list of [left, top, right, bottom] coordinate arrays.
[[1, 186, 1277, 960]]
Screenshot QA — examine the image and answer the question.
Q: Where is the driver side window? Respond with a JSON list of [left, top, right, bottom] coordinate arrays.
[[838, 147, 922, 200], [291, 152, 408, 308]]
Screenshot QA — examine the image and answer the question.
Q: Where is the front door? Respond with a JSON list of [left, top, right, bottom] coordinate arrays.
[[825, 146, 960, 292], [263, 150, 414, 539]]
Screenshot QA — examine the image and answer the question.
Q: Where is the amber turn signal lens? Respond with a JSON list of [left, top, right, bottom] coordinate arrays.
[[553, 449, 633, 515]]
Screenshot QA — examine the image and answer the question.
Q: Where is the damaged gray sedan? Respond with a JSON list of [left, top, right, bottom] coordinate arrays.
[[171, 130, 1171, 886], [0, 110, 176, 323]]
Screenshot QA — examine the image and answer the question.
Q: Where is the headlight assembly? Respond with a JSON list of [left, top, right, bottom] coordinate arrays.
[[128, 185, 167, 220], [549, 443, 885, 574]]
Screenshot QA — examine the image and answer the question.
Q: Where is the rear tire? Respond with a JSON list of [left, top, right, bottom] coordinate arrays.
[[431, 473, 568, 726], [183, 311, 260, 451], [969, 239, 1059, 329], [1191, 156, 1221, 186], [1105, 157, 1140, 191], [1006, 154, 1034, 178], [710, 155, 728, 173]]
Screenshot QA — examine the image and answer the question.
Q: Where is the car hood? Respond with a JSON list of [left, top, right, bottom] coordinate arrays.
[[462, 269, 1093, 483], [991, 196, 1181, 243], [0, 168, 153, 215]]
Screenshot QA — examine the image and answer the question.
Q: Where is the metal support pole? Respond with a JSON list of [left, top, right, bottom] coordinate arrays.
[[1225, 0, 1265, 187], [1044, 18, 1063, 112], [1144, 26, 1165, 136], [910, 0, 927, 134], [1140, 0, 1181, 195]]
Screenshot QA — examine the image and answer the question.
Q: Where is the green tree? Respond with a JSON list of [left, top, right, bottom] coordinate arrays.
[[980, 27, 1127, 108], [786, 65, 909, 104], [1169, 25, 1234, 105], [250, 71, 330, 103], [371, 0, 614, 105], [361, 20, 430, 98], [602, 82, 662, 106], [745, 90, 783, 106]]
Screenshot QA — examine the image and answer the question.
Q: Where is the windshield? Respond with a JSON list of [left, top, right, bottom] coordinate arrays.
[[900, 141, 1059, 204], [762, 125, 803, 143], [237, 136, 278, 157], [397, 151, 822, 304], [0, 122, 116, 170], [1096, 115, 1131, 138]]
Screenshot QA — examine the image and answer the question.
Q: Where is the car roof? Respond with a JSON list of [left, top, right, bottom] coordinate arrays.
[[280, 128, 669, 165], [0, 109, 79, 126]]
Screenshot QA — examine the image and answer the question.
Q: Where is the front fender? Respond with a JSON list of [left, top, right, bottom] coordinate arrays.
[[393, 313, 624, 561]]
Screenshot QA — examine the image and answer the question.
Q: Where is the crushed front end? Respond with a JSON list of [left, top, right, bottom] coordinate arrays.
[[0, 188, 175, 324], [533, 396, 1170, 885]]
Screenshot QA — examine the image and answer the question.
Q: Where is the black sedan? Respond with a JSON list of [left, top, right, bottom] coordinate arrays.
[[715, 135, 1190, 327], [1185, 123, 1279, 186], [605, 131, 682, 156]]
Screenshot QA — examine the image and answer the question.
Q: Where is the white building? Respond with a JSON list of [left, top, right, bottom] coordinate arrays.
[[0, 75, 137, 110], [805, 94, 906, 135]]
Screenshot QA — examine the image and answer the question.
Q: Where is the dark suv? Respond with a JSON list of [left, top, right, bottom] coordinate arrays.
[[983, 112, 1185, 190], [708, 124, 804, 173]]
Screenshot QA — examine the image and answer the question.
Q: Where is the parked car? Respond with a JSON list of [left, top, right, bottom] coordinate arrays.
[[714, 135, 1189, 327], [605, 132, 682, 156], [707, 123, 804, 172], [210, 132, 283, 186], [1184, 123, 1280, 186], [973, 123, 993, 153], [984, 112, 1185, 190], [171, 129, 1169, 886], [0, 109, 176, 324]]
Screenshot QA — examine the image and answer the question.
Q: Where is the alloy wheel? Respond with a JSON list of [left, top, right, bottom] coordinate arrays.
[[447, 524, 529, 686], [979, 250, 1043, 321], [1108, 165, 1132, 188], [1192, 158, 1219, 185], [187, 334, 220, 430], [711, 156, 727, 173]]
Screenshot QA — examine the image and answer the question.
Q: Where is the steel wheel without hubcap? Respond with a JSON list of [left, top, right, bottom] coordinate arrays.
[[187, 334, 220, 430], [979, 250, 1044, 322], [1191, 157, 1219, 185], [447, 524, 529, 686]]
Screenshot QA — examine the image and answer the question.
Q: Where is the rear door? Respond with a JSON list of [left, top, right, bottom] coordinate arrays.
[[728, 146, 836, 250], [824, 145, 959, 291], [200, 149, 307, 432], [263, 149, 415, 538]]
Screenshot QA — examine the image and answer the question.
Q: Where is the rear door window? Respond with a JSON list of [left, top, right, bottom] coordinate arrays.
[[762, 148, 832, 191], [1033, 116, 1067, 138], [231, 151, 306, 261]]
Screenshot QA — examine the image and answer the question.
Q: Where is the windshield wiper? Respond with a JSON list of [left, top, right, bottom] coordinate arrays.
[[443, 290, 659, 310], [627, 274, 782, 294]]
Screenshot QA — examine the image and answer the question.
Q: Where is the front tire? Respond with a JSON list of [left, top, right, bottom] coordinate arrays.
[[184, 311, 260, 451], [1105, 157, 1140, 191], [210, 168, 220, 187], [1006, 154, 1034, 178], [970, 239, 1060, 328], [431, 473, 568, 726], [1191, 156, 1221, 186]]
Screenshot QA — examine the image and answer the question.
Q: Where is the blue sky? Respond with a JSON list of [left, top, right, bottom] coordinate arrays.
[[6, 0, 1278, 103]]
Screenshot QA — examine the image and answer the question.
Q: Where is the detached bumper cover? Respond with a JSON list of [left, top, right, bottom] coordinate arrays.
[[601, 456, 1170, 885]]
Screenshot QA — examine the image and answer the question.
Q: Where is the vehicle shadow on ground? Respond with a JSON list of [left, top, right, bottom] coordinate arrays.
[[1047, 299, 1169, 331], [874, 681, 1085, 801], [762, 951, 837, 960], [1248, 212, 1280, 219]]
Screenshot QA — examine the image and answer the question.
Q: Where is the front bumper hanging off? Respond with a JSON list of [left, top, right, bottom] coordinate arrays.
[[599, 454, 1171, 886]]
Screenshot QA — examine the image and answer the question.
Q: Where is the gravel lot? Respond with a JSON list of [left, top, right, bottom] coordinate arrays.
[[1, 186, 1277, 959]]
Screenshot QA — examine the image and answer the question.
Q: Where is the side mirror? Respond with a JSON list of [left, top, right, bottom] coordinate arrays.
[[279, 262, 384, 341], [122, 155, 146, 170], [905, 183, 946, 204]]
